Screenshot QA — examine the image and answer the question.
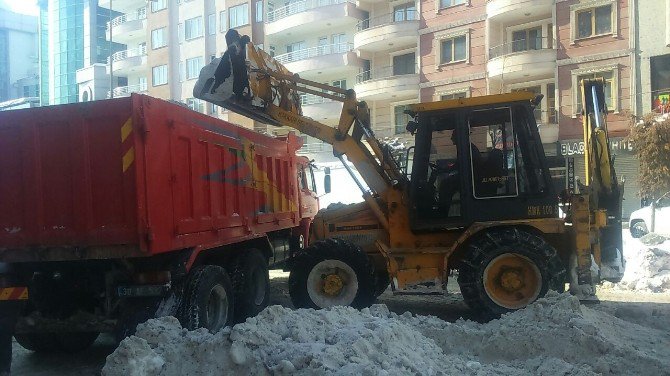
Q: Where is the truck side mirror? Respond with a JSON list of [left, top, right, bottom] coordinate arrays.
[[324, 167, 331, 194]]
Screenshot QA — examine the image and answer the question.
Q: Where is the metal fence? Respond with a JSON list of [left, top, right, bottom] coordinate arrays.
[[109, 45, 147, 64], [275, 43, 353, 64], [488, 37, 553, 59], [356, 10, 418, 31], [267, 0, 354, 22], [109, 83, 148, 98], [108, 7, 146, 30], [356, 64, 418, 84]]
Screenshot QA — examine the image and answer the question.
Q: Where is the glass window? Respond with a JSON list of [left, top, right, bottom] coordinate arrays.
[[440, 35, 467, 64], [441, 92, 467, 100], [440, 0, 466, 9], [151, 0, 167, 12], [547, 83, 556, 123], [393, 3, 416, 22], [577, 5, 612, 39], [229, 3, 249, 28], [152, 65, 168, 86], [219, 11, 227, 32], [468, 108, 518, 198], [393, 53, 415, 75], [208, 14, 216, 35], [255, 1, 263, 22], [186, 56, 204, 79], [394, 104, 412, 134], [577, 71, 614, 112], [185, 16, 203, 40], [512, 27, 542, 52], [151, 27, 167, 49]]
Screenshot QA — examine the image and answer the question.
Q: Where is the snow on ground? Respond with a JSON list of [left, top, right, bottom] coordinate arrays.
[[603, 232, 670, 293], [103, 292, 670, 376]]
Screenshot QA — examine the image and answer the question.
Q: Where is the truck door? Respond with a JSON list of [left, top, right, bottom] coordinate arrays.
[[298, 163, 318, 219]]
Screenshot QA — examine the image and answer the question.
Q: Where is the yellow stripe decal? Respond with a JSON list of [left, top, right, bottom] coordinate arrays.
[[121, 118, 133, 143], [18, 289, 29, 300], [122, 147, 135, 173]]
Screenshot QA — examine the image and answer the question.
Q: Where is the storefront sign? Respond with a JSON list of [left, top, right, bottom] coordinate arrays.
[[560, 138, 633, 156]]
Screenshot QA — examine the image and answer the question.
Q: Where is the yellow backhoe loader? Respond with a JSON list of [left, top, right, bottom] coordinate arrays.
[[194, 31, 625, 316]]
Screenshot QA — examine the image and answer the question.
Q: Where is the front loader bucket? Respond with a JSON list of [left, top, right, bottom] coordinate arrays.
[[194, 30, 302, 126]]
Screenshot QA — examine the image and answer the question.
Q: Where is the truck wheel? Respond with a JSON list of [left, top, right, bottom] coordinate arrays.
[[457, 228, 566, 318], [289, 239, 375, 309], [178, 265, 234, 333], [630, 221, 648, 238], [14, 332, 98, 353], [231, 250, 270, 323]]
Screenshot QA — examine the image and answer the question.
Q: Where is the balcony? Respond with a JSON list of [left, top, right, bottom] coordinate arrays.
[[354, 12, 419, 52], [275, 43, 363, 76], [108, 46, 147, 75], [108, 83, 148, 99], [300, 94, 343, 123], [354, 65, 419, 101], [107, 7, 146, 42], [265, 0, 365, 37], [487, 38, 555, 81], [486, 0, 553, 21]]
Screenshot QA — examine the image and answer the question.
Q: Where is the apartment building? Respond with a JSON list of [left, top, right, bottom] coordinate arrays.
[[635, 0, 670, 115], [0, 8, 39, 103]]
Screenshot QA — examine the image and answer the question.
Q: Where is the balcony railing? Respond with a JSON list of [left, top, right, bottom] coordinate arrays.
[[300, 93, 333, 106], [356, 64, 417, 84], [275, 43, 353, 65], [267, 0, 354, 23], [108, 45, 147, 64], [356, 10, 418, 31], [488, 37, 553, 59], [107, 7, 146, 30], [108, 83, 148, 98]]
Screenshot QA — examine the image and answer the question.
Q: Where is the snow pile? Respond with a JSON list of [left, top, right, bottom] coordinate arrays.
[[103, 292, 670, 376], [612, 232, 670, 292]]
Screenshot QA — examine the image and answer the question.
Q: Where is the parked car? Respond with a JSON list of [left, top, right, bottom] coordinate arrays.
[[629, 191, 670, 237]]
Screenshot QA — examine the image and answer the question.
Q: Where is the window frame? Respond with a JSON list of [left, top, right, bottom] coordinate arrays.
[[570, 65, 619, 116], [184, 16, 204, 41], [436, 0, 467, 12], [151, 27, 167, 49], [219, 11, 227, 32], [569, 0, 618, 44], [151, 0, 167, 12], [229, 3, 250, 29], [152, 64, 168, 86], [208, 13, 216, 35], [255, 1, 263, 23], [391, 100, 415, 135], [439, 34, 468, 65], [185, 56, 204, 80]]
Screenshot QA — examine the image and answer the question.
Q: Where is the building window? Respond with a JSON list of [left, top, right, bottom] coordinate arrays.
[[151, 0, 167, 12], [393, 3, 416, 22], [512, 86, 542, 122], [152, 65, 168, 86], [208, 14, 216, 35], [255, 1, 263, 22], [576, 5, 612, 39], [512, 27, 542, 52], [392, 53, 415, 75], [185, 16, 204, 40], [439, 0, 466, 9], [220, 11, 227, 32], [440, 35, 467, 64], [441, 92, 467, 100], [547, 83, 556, 123], [187, 98, 205, 113], [151, 28, 167, 49], [209, 103, 219, 114], [186, 56, 204, 80], [576, 71, 614, 113], [394, 105, 412, 134], [229, 3, 249, 28]]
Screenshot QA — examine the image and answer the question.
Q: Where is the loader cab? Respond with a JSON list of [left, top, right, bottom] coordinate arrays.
[[407, 93, 557, 230]]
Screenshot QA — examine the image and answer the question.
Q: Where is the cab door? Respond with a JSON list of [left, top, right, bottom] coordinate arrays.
[[298, 162, 319, 219]]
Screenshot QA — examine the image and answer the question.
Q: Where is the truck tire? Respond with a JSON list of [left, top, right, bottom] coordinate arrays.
[[457, 228, 566, 318], [178, 265, 234, 333], [14, 332, 98, 353], [231, 250, 270, 323], [289, 238, 375, 309]]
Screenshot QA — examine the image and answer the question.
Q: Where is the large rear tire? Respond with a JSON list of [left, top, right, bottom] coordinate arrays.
[[14, 332, 98, 353], [289, 239, 375, 309], [178, 265, 235, 333], [230, 250, 270, 323], [457, 228, 566, 318]]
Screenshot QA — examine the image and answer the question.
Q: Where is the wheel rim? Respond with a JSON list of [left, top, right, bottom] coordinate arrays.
[[206, 284, 229, 332], [483, 253, 542, 310], [251, 267, 266, 306], [306, 259, 359, 308]]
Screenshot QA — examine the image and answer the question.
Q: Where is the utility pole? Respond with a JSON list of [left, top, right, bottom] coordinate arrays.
[[109, 0, 114, 98]]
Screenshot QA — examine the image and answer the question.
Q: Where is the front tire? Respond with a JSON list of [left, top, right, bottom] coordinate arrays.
[[289, 239, 375, 309], [630, 221, 648, 238], [457, 228, 566, 318], [178, 265, 235, 333]]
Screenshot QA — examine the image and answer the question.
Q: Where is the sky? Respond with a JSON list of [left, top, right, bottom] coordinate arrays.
[[0, 0, 39, 16]]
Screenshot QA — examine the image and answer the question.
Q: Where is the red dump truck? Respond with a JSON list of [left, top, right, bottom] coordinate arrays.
[[0, 94, 319, 352]]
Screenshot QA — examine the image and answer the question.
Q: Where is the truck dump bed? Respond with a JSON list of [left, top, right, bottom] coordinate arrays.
[[0, 94, 306, 262]]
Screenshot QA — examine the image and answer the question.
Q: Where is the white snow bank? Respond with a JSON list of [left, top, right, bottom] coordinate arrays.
[[103, 292, 670, 376], [608, 232, 670, 292]]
